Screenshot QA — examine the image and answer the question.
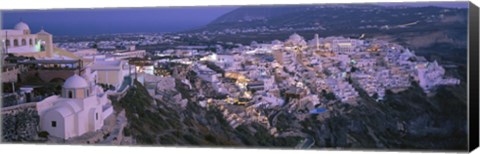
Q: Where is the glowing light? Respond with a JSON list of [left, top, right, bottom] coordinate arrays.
[[209, 53, 217, 61], [35, 40, 42, 51], [243, 91, 252, 99], [246, 50, 256, 54]]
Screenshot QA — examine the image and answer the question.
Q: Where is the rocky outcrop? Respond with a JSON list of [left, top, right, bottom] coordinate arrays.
[[2, 107, 40, 142]]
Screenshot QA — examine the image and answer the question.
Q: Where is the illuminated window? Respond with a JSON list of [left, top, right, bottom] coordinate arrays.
[[51, 121, 57, 127]]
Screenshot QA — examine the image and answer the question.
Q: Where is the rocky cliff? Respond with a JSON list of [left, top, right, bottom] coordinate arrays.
[[2, 107, 40, 142]]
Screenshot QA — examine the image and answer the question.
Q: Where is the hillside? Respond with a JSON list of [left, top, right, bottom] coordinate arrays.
[[114, 80, 301, 147]]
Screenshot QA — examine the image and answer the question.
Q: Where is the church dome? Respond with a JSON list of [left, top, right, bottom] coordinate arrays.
[[271, 40, 283, 45], [14, 22, 30, 31], [63, 74, 89, 89], [288, 33, 303, 42], [286, 33, 307, 47]]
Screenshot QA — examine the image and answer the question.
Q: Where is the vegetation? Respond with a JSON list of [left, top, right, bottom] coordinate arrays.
[[114, 79, 307, 148], [38, 131, 49, 138], [123, 128, 131, 137], [99, 83, 115, 91], [204, 61, 225, 74], [350, 67, 357, 72], [322, 91, 336, 101]]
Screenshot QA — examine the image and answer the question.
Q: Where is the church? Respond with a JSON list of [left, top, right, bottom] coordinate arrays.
[[1, 21, 78, 60], [35, 68, 114, 139]]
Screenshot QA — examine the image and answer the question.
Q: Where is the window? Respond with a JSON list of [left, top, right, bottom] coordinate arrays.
[[96, 113, 98, 120], [68, 91, 73, 98], [86, 89, 89, 96], [51, 121, 57, 127], [21, 39, 26, 46], [13, 39, 18, 46], [29, 39, 33, 45]]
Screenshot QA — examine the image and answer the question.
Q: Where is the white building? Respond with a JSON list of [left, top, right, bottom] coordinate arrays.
[[332, 38, 364, 53], [1, 22, 79, 60], [193, 63, 220, 83], [254, 93, 284, 108], [111, 50, 146, 60], [1, 22, 50, 55], [73, 48, 98, 57], [416, 61, 460, 93], [215, 54, 235, 69], [90, 60, 130, 89], [36, 72, 113, 139], [284, 33, 307, 48]]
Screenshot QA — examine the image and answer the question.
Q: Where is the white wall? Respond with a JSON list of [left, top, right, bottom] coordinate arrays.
[[41, 110, 69, 139]]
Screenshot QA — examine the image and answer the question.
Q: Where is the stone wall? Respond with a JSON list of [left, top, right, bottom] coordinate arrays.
[[2, 67, 19, 83], [1, 105, 40, 142]]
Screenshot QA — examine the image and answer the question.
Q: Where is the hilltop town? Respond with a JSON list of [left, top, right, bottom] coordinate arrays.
[[1, 21, 465, 149]]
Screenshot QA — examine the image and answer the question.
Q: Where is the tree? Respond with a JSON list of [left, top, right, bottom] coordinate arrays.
[[38, 131, 49, 138], [372, 93, 379, 100], [321, 89, 327, 94], [92, 43, 98, 49], [350, 67, 357, 72], [323, 92, 336, 100]]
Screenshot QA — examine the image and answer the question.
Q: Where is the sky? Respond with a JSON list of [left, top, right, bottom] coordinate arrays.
[[1, 6, 238, 36], [374, 1, 469, 8], [1, 2, 468, 36]]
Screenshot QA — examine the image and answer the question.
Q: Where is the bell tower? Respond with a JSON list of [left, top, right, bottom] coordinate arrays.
[[36, 28, 54, 57]]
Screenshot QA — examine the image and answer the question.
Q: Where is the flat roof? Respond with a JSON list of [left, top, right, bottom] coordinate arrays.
[[17, 59, 80, 64]]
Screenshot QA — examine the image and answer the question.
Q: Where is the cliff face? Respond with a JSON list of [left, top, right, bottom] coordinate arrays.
[[323, 82, 466, 150], [2, 107, 40, 142]]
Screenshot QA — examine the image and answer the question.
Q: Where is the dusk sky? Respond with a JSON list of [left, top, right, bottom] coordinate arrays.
[[1, 2, 468, 36], [375, 1, 469, 8], [1, 7, 238, 36]]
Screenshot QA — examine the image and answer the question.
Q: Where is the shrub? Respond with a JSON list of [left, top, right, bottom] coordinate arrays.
[[103, 133, 110, 139], [123, 127, 131, 137], [204, 134, 216, 143], [323, 92, 336, 100], [38, 131, 49, 138]]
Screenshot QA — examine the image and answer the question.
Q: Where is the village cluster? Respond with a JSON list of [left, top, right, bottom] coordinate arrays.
[[1, 21, 460, 142]]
